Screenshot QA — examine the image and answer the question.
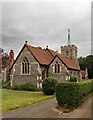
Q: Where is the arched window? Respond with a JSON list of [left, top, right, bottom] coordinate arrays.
[[22, 57, 29, 74], [55, 62, 60, 73]]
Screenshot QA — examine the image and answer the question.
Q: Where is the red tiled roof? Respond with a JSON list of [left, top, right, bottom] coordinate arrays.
[[9, 42, 81, 73], [58, 53, 80, 70], [26, 44, 52, 65], [10, 44, 80, 71], [26, 44, 80, 70], [46, 48, 80, 70]]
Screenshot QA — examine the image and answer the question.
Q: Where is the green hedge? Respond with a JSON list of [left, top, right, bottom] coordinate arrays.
[[42, 77, 58, 95], [56, 80, 93, 108], [79, 80, 93, 97], [1, 81, 42, 91], [11, 83, 40, 91]]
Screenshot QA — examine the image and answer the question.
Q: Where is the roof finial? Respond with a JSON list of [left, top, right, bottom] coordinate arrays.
[[25, 41, 28, 44], [68, 28, 71, 45]]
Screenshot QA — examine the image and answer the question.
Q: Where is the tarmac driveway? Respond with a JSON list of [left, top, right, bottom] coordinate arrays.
[[3, 96, 92, 118]]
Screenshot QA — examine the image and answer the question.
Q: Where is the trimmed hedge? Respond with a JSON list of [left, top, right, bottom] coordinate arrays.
[[56, 82, 81, 108], [56, 80, 93, 108], [42, 77, 58, 95], [78, 80, 93, 97], [11, 83, 40, 91]]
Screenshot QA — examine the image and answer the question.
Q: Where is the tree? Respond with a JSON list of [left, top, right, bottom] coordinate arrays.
[[79, 57, 87, 70], [86, 55, 93, 79], [79, 55, 93, 79], [88, 60, 93, 79]]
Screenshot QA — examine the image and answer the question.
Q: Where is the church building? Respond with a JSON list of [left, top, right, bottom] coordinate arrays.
[[9, 29, 81, 88]]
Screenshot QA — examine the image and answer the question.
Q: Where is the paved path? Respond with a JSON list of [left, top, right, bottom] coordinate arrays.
[[59, 96, 92, 118], [3, 98, 60, 118], [3, 96, 92, 118]]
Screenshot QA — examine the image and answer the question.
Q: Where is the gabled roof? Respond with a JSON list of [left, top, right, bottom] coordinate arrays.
[[27, 45, 80, 70], [26, 44, 52, 65], [46, 48, 80, 71], [58, 53, 80, 70], [10, 43, 80, 71], [10, 44, 52, 71]]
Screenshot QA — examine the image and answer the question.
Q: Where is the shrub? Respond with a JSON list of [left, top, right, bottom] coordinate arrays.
[[56, 82, 82, 108], [56, 80, 93, 108], [70, 76, 77, 82], [2, 80, 10, 89], [79, 80, 93, 96], [11, 85, 20, 90], [11, 83, 38, 91], [42, 77, 58, 95]]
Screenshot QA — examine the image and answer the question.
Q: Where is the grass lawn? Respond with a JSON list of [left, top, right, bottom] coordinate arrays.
[[1, 89, 54, 113]]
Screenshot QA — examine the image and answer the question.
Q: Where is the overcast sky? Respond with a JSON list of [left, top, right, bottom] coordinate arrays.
[[1, 0, 92, 58]]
